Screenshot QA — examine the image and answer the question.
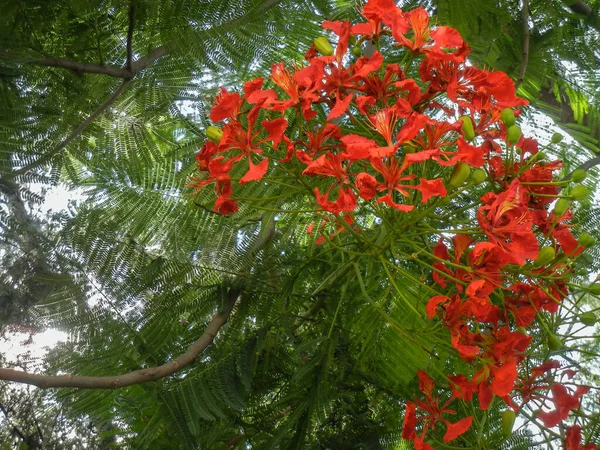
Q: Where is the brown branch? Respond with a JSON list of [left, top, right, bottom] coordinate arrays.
[[129, 45, 169, 73], [515, 0, 530, 90], [36, 58, 130, 78], [0, 402, 41, 448], [5, 43, 169, 178], [561, 153, 600, 181], [562, 0, 600, 32], [8, 80, 129, 178], [35, 44, 168, 80], [126, 4, 135, 71], [0, 290, 239, 389]]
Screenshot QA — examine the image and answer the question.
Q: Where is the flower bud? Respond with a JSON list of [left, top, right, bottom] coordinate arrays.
[[471, 168, 487, 185], [502, 410, 516, 436], [448, 162, 470, 188], [534, 246, 555, 267], [506, 125, 522, 145], [551, 132, 563, 144], [501, 108, 515, 127], [206, 126, 223, 143], [547, 334, 563, 351], [578, 232, 595, 247], [570, 185, 589, 201], [571, 169, 587, 183], [402, 144, 417, 154], [352, 46, 362, 57], [580, 312, 597, 326], [459, 116, 475, 141], [554, 198, 570, 218], [589, 283, 600, 296], [314, 37, 334, 56]]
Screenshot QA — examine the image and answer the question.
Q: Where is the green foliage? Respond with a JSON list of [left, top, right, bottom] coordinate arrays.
[[1, 0, 600, 449]]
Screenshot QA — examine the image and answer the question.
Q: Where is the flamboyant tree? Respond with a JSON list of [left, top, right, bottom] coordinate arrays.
[[1, 0, 599, 449]]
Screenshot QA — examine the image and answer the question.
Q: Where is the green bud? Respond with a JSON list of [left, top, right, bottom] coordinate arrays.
[[571, 169, 587, 183], [471, 168, 487, 185], [402, 144, 417, 154], [502, 410, 516, 436], [314, 36, 334, 56], [547, 334, 563, 351], [88, 136, 97, 149], [459, 116, 476, 141], [580, 312, 597, 326], [578, 232, 596, 247], [506, 125, 522, 145], [551, 132, 563, 144], [448, 163, 471, 188], [570, 185, 589, 201], [206, 126, 223, 143], [534, 246, 556, 267], [554, 198, 570, 217], [352, 46, 362, 57], [501, 108, 516, 127], [348, 35, 357, 46], [588, 283, 600, 296]]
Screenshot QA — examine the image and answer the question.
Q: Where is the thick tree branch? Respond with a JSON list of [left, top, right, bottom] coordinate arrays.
[[0, 289, 239, 389], [36, 58, 130, 78], [562, 0, 600, 32], [126, 4, 135, 71], [35, 44, 168, 79], [515, 0, 530, 89]]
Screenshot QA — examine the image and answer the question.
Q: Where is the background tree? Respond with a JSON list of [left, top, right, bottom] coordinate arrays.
[[0, 0, 598, 449]]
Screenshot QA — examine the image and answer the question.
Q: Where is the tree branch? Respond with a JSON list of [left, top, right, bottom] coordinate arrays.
[[126, 4, 135, 71], [515, 0, 530, 89], [8, 80, 129, 178], [34, 43, 168, 80], [36, 58, 130, 78], [0, 402, 40, 448], [0, 289, 239, 389], [562, 0, 600, 32]]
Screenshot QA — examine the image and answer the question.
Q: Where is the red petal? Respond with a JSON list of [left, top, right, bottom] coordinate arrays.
[[376, 194, 414, 212], [478, 381, 493, 410], [431, 26, 463, 49], [444, 416, 473, 442], [341, 134, 378, 160], [402, 401, 417, 440], [415, 177, 446, 203], [240, 158, 269, 184], [210, 88, 241, 122], [426, 295, 449, 319], [262, 118, 288, 146], [492, 361, 517, 397], [353, 51, 384, 78], [328, 93, 353, 120]]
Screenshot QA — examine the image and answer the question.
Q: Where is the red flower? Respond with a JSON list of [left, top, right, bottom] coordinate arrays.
[[538, 383, 589, 428], [477, 178, 539, 265], [314, 186, 357, 214], [402, 371, 473, 447], [565, 425, 598, 450]]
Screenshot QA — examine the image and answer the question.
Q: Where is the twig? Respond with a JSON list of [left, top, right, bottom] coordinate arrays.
[[0, 289, 239, 389], [515, 0, 530, 90]]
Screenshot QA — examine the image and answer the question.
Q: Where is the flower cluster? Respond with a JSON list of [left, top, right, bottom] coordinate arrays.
[[190, 0, 597, 447]]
